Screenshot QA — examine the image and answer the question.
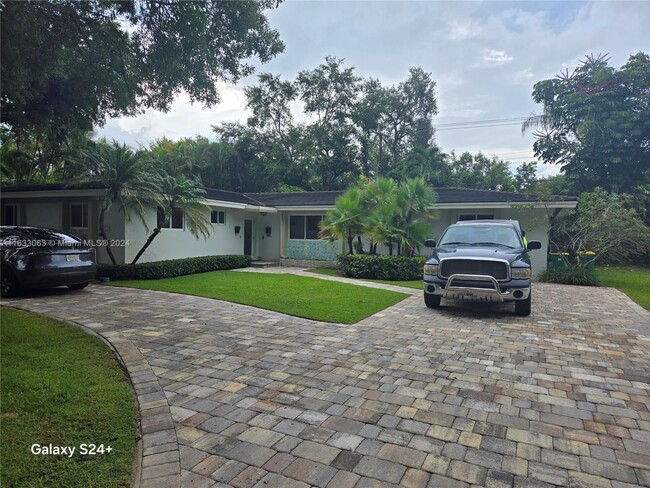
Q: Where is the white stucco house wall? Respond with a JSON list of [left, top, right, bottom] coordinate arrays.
[[1, 183, 578, 274]]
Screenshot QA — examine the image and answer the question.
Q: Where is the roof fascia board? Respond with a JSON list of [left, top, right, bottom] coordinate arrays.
[[274, 205, 336, 212], [205, 199, 277, 213], [433, 201, 578, 209], [1, 189, 105, 198]]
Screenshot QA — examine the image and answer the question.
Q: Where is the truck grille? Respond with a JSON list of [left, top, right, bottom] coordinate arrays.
[[440, 259, 509, 280]]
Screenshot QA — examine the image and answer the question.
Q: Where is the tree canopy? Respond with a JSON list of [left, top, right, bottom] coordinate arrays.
[[523, 52, 650, 194], [1, 0, 284, 162]]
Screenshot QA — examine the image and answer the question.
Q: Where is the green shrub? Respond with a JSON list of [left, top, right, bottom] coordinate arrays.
[[338, 254, 427, 281], [98, 255, 251, 281], [537, 265, 599, 286]]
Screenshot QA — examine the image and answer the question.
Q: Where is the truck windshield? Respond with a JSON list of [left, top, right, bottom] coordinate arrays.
[[439, 225, 522, 249]]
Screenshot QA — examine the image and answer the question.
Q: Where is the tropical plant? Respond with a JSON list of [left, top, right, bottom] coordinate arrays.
[[392, 178, 437, 256], [73, 140, 157, 264], [320, 186, 365, 254], [323, 177, 437, 256], [131, 173, 212, 264]]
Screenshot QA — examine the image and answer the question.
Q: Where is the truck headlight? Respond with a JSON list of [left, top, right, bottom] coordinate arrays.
[[424, 264, 439, 276], [511, 267, 532, 279]]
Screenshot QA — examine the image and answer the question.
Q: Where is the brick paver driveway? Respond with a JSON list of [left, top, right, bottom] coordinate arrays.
[[4, 282, 650, 488]]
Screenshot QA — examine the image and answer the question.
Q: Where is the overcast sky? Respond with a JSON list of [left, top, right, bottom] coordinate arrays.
[[97, 0, 650, 178]]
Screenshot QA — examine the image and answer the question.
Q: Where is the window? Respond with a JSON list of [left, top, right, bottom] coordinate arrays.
[[157, 207, 183, 229], [459, 214, 494, 221], [211, 210, 226, 225], [289, 215, 323, 240], [306, 216, 322, 239], [71, 203, 88, 228], [3, 205, 17, 226]]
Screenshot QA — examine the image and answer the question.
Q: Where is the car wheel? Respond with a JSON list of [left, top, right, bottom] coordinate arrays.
[[68, 283, 89, 291], [515, 292, 532, 316], [1, 268, 21, 298], [424, 292, 441, 309]]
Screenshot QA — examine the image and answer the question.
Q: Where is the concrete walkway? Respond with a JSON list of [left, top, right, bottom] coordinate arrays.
[[3, 279, 650, 488]]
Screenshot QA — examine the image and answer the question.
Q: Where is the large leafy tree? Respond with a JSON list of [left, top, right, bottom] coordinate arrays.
[[1, 0, 284, 173], [449, 152, 515, 191], [553, 188, 650, 265], [523, 52, 650, 194], [297, 56, 362, 190]]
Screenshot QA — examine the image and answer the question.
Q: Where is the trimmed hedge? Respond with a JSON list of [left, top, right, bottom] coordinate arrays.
[[338, 254, 427, 281], [98, 255, 251, 281], [537, 266, 599, 286]]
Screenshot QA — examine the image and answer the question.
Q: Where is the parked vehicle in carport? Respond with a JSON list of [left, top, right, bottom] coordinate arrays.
[[1, 226, 97, 297], [423, 220, 541, 316]]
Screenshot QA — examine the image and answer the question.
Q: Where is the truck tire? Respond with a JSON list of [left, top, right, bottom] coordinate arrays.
[[515, 292, 532, 316], [424, 292, 441, 309]]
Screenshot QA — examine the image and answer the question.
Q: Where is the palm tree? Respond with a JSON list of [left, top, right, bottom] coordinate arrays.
[[320, 186, 364, 254], [74, 140, 157, 264], [361, 177, 397, 254], [393, 177, 437, 256], [131, 173, 212, 264]]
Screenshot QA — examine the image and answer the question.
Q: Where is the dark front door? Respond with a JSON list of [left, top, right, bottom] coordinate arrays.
[[244, 219, 253, 256]]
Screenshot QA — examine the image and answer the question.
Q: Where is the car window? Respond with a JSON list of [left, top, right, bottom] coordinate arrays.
[[440, 225, 522, 248], [17, 228, 80, 244]]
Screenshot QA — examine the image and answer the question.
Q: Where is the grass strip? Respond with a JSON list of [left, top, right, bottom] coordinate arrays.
[[596, 266, 650, 311], [0, 307, 138, 488], [111, 270, 408, 324]]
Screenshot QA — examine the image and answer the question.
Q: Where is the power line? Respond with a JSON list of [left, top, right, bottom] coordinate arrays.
[[435, 117, 528, 128], [432, 116, 531, 132]]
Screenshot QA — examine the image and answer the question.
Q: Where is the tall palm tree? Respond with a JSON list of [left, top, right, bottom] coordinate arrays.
[[131, 173, 212, 264], [74, 140, 157, 264]]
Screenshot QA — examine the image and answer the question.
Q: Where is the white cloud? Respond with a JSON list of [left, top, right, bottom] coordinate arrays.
[[481, 49, 514, 65], [97, 84, 249, 147]]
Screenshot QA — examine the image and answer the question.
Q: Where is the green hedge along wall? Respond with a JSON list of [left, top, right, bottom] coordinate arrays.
[[338, 254, 426, 281], [98, 255, 251, 281]]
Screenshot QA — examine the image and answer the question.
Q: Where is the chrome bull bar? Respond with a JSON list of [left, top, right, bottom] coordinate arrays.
[[442, 273, 504, 303]]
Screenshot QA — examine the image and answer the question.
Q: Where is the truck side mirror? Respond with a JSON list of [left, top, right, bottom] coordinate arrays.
[[527, 240, 542, 250], [425, 239, 436, 248]]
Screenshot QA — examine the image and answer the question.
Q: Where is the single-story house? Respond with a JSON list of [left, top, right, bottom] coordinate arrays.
[[1, 182, 578, 273]]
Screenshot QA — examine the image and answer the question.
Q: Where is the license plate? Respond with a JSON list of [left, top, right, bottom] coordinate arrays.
[[449, 292, 498, 302], [66, 254, 80, 262]]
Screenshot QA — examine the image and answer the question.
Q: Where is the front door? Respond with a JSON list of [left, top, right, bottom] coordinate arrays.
[[244, 219, 253, 257]]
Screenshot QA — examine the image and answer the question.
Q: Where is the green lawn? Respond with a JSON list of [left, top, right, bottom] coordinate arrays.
[[0, 308, 137, 488], [596, 266, 650, 311], [308, 268, 423, 290], [110, 270, 409, 324]]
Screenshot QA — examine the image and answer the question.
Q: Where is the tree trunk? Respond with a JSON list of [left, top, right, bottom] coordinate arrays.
[[131, 227, 161, 264], [347, 229, 353, 255], [388, 238, 393, 256], [99, 206, 117, 265], [356, 235, 363, 254]]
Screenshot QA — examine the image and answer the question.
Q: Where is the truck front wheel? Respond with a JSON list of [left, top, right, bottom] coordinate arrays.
[[515, 292, 532, 316], [424, 293, 441, 309]]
